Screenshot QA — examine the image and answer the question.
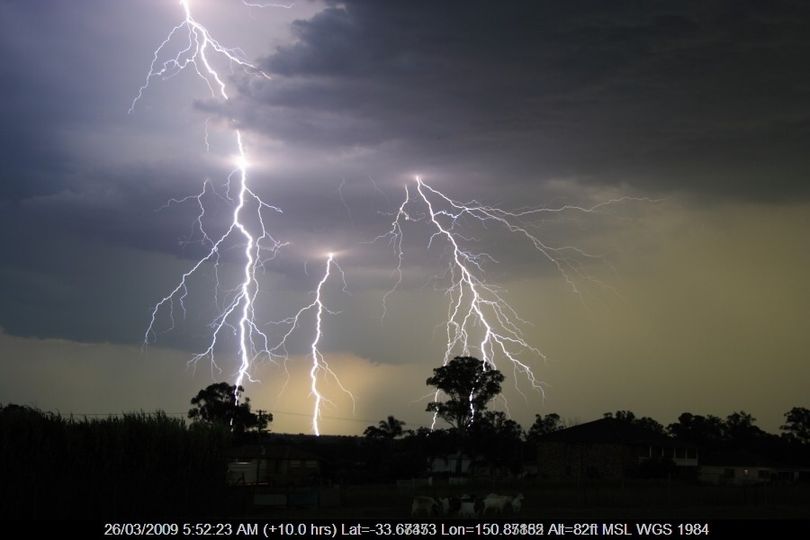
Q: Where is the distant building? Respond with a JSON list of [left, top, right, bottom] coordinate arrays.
[[535, 418, 697, 480], [428, 452, 474, 475], [226, 444, 321, 486], [698, 449, 809, 485]]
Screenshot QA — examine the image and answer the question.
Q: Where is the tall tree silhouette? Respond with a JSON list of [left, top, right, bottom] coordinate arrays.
[[781, 406, 810, 444], [426, 356, 504, 435], [188, 382, 270, 434]]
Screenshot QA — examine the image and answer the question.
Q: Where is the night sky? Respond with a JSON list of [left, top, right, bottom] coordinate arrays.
[[1, 0, 808, 435]]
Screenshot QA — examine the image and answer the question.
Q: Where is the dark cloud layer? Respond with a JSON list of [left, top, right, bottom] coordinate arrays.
[[2, 0, 809, 347], [1, 1, 809, 434], [214, 0, 810, 200]]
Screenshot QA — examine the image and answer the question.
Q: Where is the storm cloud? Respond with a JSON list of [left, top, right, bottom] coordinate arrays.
[[209, 0, 810, 201], [1, 1, 808, 434]]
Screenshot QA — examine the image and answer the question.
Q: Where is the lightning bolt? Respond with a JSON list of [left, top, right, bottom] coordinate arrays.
[[381, 176, 653, 429], [134, 1, 286, 401], [130, 1, 656, 434], [268, 254, 355, 436], [370, 185, 412, 320]]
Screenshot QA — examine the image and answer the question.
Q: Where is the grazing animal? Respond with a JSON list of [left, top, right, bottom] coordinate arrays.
[[411, 496, 440, 517], [445, 496, 462, 515], [458, 494, 478, 517], [438, 497, 451, 515], [511, 493, 524, 513], [458, 500, 477, 517], [482, 493, 514, 515]]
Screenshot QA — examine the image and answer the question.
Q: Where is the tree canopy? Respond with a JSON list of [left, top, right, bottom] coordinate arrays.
[[603, 410, 665, 435], [667, 412, 725, 444], [527, 413, 563, 442], [781, 406, 810, 443], [425, 356, 504, 434], [724, 410, 766, 441], [364, 415, 410, 439], [188, 382, 270, 434]]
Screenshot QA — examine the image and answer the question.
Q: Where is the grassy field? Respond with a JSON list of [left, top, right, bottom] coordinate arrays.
[[3, 405, 807, 521], [243, 480, 810, 520], [0, 406, 231, 520]]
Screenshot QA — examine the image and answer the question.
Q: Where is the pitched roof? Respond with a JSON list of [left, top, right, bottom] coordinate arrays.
[[226, 444, 320, 460], [537, 418, 675, 445]]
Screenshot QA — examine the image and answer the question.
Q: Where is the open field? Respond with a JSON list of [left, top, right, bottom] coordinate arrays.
[[240, 480, 810, 520]]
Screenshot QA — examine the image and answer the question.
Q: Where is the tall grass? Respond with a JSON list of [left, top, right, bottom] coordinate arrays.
[[0, 405, 231, 519]]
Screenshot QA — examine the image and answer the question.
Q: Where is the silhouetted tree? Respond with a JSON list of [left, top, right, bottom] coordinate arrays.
[[604, 410, 665, 435], [472, 411, 524, 440], [604, 410, 636, 422], [781, 407, 810, 444], [426, 356, 504, 435], [469, 411, 524, 473], [724, 410, 765, 441], [668, 412, 725, 445], [527, 413, 563, 442], [635, 417, 665, 435], [409, 426, 459, 458], [364, 415, 410, 439], [188, 382, 270, 434]]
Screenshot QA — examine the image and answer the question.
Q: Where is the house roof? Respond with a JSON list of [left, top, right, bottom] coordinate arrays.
[[226, 444, 320, 460], [537, 418, 685, 446]]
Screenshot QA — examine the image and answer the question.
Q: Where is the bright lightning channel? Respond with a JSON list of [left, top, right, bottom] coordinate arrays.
[[134, 1, 286, 401], [269, 253, 355, 436], [379, 176, 651, 429]]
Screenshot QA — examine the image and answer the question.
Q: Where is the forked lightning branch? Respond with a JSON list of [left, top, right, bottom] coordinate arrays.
[[134, 0, 647, 435]]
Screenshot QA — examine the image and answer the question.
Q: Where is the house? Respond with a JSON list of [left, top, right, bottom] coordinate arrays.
[[698, 449, 808, 485], [226, 444, 321, 486], [428, 452, 474, 475], [535, 418, 698, 480]]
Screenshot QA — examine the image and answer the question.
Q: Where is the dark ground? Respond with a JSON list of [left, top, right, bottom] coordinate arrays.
[[234, 480, 810, 520]]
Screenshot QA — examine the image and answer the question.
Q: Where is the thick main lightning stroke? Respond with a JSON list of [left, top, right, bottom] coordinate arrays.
[[380, 176, 649, 428], [268, 254, 355, 436], [134, 1, 285, 399]]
